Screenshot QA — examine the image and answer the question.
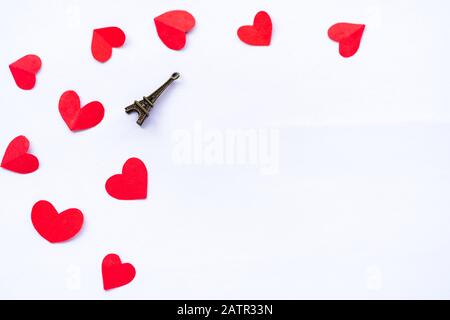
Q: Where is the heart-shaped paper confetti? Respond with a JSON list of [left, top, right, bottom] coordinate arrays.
[[91, 27, 126, 63], [59, 90, 105, 132], [237, 11, 272, 46], [1, 136, 39, 174], [105, 158, 148, 200], [102, 253, 136, 290], [31, 200, 84, 243], [9, 54, 42, 90], [328, 23, 365, 58], [154, 10, 196, 50]]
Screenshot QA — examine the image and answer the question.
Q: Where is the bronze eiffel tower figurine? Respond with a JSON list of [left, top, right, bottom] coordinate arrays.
[[125, 72, 180, 126]]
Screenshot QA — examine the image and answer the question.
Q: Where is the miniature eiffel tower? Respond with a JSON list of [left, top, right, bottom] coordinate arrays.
[[125, 72, 180, 126]]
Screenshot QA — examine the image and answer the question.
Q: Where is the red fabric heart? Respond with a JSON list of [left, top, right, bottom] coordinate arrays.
[[9, 54, 42, 90], [31, 200, 84, 243], [91, 27, 126, 63], [154, 10, 196, 50], [328, 23, 365, 58], [102, 254, 136, 290], [59, 90, 105, 131], [237, 11, 272, 46], [1, 136, 39, 174], [105, 158, 148, 200]]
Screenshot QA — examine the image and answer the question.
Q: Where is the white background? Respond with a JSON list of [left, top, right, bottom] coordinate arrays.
[[1, 0, 450, 299]]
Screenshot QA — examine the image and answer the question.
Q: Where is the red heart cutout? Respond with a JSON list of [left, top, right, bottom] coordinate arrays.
[[31, 200, 84, 243], [154, 10, 196, 50], [9, 54, 42, 90], [91, 27, 126, 63], [59, 90, 105, 131], [328, 23, 365, 58], [237, 11, 272, 46], [105, 158, 148, 200], [102, 253, 136, 290], [1, 135, 39, 174]]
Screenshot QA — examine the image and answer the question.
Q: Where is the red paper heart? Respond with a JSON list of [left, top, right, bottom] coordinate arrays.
[[91, 27, 126, 63], [105, 158, 148, 200], [154, 10, 196, 50], [102, 254, 136, 290], [9, 54, 42, 90], [237, 11, 272, 46], [31, 200, 84, 243], [59, 90, 105, 131], [328, 23, 365, 58], [1, 136, 39, 174]]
